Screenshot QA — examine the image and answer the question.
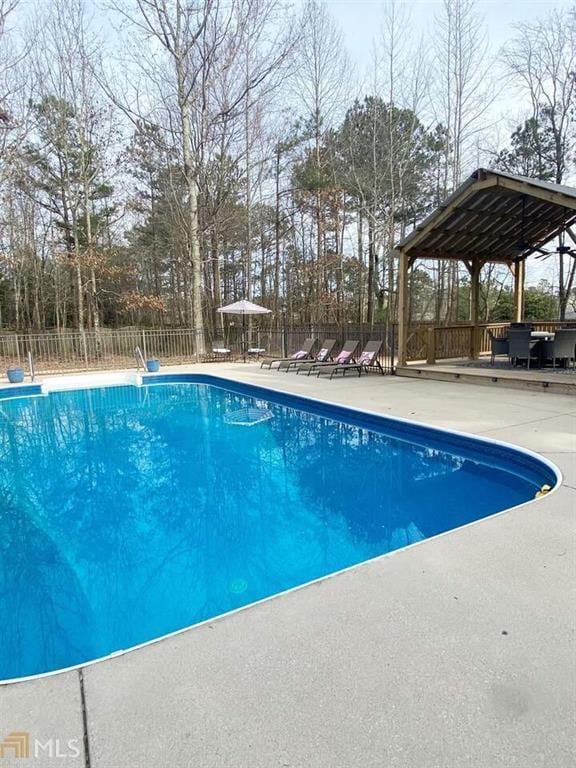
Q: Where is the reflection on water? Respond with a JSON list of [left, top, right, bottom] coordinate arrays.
[[0, 383, 539, 679]]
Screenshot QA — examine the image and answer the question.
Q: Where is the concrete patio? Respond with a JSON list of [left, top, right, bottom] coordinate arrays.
[[1, 364, 574, 767]]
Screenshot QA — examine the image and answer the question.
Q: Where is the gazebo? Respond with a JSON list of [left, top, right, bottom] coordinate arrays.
[[395, 168, 576, 367]]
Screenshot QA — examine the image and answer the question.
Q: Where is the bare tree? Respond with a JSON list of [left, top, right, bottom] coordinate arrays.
[[120, 0, 217, 354], [0, 0, 26, 185], [107, 0, 292, 351], [378, 0, 429, 320], [291, 0, 349, 319], [434, 0, 494, 189], [238, 0, 293, 314], [430, 0, 495, 322], [503, 8, 576, 186], [26, 0, 117, 339], [0, 0, 20, 122], [503, 7, 576, 319]]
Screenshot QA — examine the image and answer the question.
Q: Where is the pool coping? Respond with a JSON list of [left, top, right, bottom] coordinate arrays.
[[0, 370, 563, 686]]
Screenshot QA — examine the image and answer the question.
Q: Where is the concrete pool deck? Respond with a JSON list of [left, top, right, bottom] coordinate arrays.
[[1, 364, 574, 767]]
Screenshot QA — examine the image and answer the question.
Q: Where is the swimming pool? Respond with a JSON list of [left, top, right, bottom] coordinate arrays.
[[0, 374, 558, 681]]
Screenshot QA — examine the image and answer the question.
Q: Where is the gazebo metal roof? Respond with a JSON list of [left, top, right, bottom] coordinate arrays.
[[397, 168, 576, 264]]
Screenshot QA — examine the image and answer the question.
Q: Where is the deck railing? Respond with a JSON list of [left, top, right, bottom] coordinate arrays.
[[0, 324, 396, 378], [404, 320, 576, 364]]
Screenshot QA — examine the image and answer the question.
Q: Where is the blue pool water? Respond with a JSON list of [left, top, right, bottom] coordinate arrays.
[[0, 376, 556, 680]]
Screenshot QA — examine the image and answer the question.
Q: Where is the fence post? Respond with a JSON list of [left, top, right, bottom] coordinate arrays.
[[82, 331, 88, 369], [282, 308, 287, 357], [142, 329, 148, 361], [426, 327, 436, 364]]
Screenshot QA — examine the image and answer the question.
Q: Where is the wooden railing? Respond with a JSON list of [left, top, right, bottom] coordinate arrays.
[[405, 320, 576, 364]]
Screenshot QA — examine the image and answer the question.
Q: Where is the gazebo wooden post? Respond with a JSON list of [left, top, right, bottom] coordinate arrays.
[[397, 248, 409, 367], [469, 258, 481, 359], [513, 259, 526, 322]]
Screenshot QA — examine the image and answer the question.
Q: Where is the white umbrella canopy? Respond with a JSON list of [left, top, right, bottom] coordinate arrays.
[[217, 299, 272, 361], [217, 299, 272, 316]]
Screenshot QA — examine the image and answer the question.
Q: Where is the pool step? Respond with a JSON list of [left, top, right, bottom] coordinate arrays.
[[41, 372, 142, 393]]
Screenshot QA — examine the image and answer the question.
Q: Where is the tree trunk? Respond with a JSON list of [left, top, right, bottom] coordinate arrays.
[[367, 213, 375, 326], [274, 149, 281, 322], [179, 73, 205, 355], [357, 208, 364, 323]]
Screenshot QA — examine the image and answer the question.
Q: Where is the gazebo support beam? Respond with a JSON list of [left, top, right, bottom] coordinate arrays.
[[469, 259, 482, 359], [397, 249, 409, 367], [512, 260, 525, 321]]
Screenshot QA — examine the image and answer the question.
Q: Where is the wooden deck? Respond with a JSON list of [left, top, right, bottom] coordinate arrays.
[[396, 358, 576, 395]]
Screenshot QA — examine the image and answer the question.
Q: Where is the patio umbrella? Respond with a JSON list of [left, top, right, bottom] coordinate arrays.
[[217, 299, 272, 362]]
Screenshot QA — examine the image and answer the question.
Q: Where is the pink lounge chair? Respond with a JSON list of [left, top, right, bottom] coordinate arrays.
[[327, 340, 385, 378], [260, 338, 316, 369]]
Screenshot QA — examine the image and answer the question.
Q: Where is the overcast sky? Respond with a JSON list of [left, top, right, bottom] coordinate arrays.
[[318, 0, 573, 73], [325, 0, 572, 58]]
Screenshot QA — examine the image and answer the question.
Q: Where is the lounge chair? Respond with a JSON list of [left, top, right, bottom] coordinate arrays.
[[326, 340, 385, 379], [260, 338, 316, 369], [304, 340, 359, 376], [281, 339, 337, 372]]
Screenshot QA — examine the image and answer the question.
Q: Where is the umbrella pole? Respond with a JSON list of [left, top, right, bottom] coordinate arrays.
[[243, 312, 246, 363]]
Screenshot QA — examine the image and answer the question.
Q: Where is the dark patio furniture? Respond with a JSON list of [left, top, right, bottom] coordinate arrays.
[[488, 331, 509, 366], [541, 329, 576, 369], [508, 329, 540, 369]]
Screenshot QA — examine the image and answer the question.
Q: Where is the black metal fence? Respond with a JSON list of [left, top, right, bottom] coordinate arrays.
[[258, 324, 395, 374], [0, 324, 395, 377]]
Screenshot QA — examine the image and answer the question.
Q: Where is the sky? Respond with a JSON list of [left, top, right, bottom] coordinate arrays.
[[321, 0, 573, 70]]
